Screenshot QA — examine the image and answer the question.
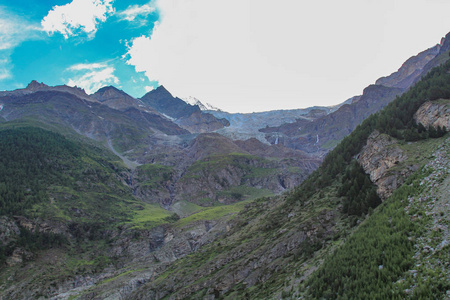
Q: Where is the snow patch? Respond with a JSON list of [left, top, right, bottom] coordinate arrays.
[[0, 104, 3, 111], [182, 96, 222, 111], [161, 113, 176, 121]]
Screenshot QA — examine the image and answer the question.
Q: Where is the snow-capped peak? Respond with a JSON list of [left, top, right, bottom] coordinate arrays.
[[182, 96, 222, 111]]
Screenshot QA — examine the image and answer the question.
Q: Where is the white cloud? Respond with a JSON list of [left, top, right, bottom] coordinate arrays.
[[0, 59, 12, 81], [0, 7, 43, 82], [126, 0, 450, 113], [144, 85, 154, 92], [117, 3, 156, 23], [0, 7, 42, 51], [66, 62, 119, 94], [68, 63, 108, 71], [41, 0, 114, 39]]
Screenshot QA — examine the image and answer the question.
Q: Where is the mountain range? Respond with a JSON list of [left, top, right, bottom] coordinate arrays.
[[0, 32, 449, 299]]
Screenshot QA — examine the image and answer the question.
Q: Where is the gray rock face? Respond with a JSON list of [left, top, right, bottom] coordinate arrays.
[[375, 45, 440, 89], [414, 99, 450, 130], [140, 85, 200, 119], [6, 247, 33, 267], [176, 111, 230, 133], [0, 216, 20, 247], [357, 131, 414, 199], [14, 216, 72, 237]]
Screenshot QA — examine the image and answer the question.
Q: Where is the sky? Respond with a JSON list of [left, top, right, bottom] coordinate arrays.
[[0, 0, 450, 113]]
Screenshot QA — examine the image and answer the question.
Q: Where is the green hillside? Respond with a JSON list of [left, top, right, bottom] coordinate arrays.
[[0, 125, 175, 266]]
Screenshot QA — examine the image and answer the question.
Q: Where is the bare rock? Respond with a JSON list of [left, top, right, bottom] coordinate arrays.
[[358, 131, 411, 199], [14, 216, 71, 237], [0, 216, 20, 247], [414, 99, 450, 130], [6, 247, 33, 266]]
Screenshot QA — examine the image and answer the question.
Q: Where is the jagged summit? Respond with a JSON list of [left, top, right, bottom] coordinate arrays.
[[25, 80, 49, 91], [91, 85, 150, 111], [25, 80, 88, 96], [147, 85, 173, 98], [16, 80, 93, 101], [140, 85, 200, 119]]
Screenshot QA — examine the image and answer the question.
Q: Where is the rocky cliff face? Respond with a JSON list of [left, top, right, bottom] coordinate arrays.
[[176, 111, 230, 133], [375, 45, 441, 89], [357, 131, 417, 200], [0, 216, 20, 247], [414, 99, 450, 130]]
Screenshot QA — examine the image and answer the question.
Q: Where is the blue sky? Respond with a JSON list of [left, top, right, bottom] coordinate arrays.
[[1, 0, 450, 113], [1, 0, 159, 97]]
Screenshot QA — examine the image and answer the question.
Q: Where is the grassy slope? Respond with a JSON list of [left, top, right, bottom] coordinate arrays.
[[0, 125, 173, 257]]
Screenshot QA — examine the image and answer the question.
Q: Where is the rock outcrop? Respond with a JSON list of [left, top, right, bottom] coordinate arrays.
[[176, 111, 230, 133], [0, 216, 20, 247], [357, 131, 417, 200], [414, 99, 450, 130]]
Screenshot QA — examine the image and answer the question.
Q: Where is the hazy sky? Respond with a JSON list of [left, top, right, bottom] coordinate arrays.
[[1, 0, 449, 113]]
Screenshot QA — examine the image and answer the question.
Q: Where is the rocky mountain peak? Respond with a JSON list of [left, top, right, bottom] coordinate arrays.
[[92, 86, 145, 111], [149, 85, 173, 98], [140, 85, 200, 119], [93, 85, 125, 98], [25, 80, 49, 91], [440, 32, 450, 51], [16, 80, 93, 101]]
